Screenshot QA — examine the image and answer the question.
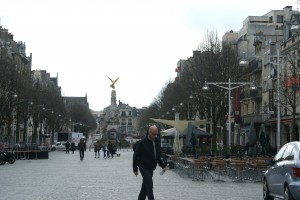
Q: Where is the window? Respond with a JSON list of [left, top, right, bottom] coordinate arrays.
[[121, 111, 126, 117], [263, 80, 267, 92], [128, 119, 132, 125], [277, 15, 283, 23], [282, 145, 295, 161], [269, 16, 273, 23], [274, 144, 287, 162]]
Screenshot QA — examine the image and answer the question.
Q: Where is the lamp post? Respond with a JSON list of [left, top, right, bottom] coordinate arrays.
[[11, 93, 18, 146], [274, 49, 281, 152], [203, 79, 256, 152]]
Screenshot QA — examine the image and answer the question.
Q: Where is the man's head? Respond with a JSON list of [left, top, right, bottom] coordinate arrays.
[[147, 125, 158, 141]]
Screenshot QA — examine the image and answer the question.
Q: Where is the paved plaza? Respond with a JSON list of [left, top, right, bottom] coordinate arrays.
[[0, 150, 265, 200]]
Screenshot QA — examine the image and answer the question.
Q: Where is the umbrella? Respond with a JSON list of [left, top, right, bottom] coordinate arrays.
[[161, 128, 177, 136], [150, 118, 208, 133], [190, 132, 197, 146], [192, 127, 212, 137], [258, 124, 266, 147], [247, 121, 257, 156], [172, 129, 181, 154], [178, 134, 184, 153], [259, 124, 267, 155], [185, 122, 193, 146], [247, 121, 257, 147]]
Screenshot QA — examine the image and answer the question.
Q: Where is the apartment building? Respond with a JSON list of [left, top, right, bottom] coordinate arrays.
[[223, 6, 300, 151]]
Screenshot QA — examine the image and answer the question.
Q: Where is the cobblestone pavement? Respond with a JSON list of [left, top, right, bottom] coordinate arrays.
[[0, 150, 265, 200]]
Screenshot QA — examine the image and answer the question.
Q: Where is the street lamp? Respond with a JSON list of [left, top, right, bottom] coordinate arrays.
[[11, 93, 18, 145], [202, 79, 256, 152]]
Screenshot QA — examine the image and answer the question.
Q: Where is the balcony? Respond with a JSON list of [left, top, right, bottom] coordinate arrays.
[[242, 113, 269, 124], [240, 58, 262, 75], [240, 87, 262, 100]]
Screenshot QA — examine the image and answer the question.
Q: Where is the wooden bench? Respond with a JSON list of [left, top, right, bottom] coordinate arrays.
[[228, 159, 246, 182], [246, 158, 271, 182], [211, 159, 226, 182], [192, 158, 210, 181]]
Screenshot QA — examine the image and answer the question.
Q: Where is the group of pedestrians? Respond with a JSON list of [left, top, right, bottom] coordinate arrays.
[[64, 139, 118, 161], [65, 139, 86, 160], [65, 141, 76, 154], [94, 140, 116, 159]]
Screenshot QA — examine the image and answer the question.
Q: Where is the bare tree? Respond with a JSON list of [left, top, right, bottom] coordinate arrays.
[[279, 51, 300, 141]]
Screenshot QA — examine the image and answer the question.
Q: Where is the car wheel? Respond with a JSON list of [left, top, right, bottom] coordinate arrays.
[[52, 147, 56, 151], [263, 179, 274, 200], [284, 185, 294, 200]]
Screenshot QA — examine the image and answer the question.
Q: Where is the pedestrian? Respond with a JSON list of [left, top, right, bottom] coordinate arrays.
[[71, 141, 76, 154], [83, 139, 87, 152], [119, 141, 122, 150], [94, 140, 101, 158], [133, 125, 167, 200], [107, 145, 110, 158], [78, 139, 85, 160], [65, 140, 70, 154], [108, 141, 116, 158], [102, 142, 107, 158]]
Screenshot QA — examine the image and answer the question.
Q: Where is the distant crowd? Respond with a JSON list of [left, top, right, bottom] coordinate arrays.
[[63, 139, 124, 160]]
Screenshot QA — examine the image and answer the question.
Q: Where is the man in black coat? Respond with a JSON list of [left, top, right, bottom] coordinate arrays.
[[65, 141, 70, 154], [133, 125, 167, 200]]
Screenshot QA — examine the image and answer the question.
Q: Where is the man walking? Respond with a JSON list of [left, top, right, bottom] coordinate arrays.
[[133, 125, 167, 200], [65, 140, 70, 154], [78, 139, 85, 160], [71, 141, 75, 154]]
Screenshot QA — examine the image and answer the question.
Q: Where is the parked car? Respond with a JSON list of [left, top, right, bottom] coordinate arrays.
[[38, 143, 50, 151], [263, 141, 300, 200], [52, 141, 67, 151]]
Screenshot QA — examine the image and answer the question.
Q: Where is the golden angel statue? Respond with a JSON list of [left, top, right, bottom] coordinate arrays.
[[108, 77, 119, 89]]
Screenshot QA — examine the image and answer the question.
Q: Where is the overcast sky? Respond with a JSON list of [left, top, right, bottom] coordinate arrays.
[[0, 0, 296, 111]]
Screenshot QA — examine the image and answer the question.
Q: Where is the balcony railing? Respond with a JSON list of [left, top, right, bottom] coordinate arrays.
[[240, 87, 262, 99], [241, 59, 262, 74], [242, 113, 269, 124]]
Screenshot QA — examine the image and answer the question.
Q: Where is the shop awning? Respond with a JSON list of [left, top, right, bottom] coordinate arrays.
[[150, 118, 208, 133]]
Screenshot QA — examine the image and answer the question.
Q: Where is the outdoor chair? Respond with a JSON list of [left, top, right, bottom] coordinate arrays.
[[211, 159, 227, 182], [227, 159, 247, 182], [192, 157, 212, 181]]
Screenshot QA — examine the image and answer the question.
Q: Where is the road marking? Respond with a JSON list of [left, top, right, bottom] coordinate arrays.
[[81, 186, 101, 188]]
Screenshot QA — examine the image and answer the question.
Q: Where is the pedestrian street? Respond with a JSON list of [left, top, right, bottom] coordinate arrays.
[[0, 150, 264, 200]]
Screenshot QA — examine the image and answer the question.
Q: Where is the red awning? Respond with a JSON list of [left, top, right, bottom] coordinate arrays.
[[285, 76, 300, 92], [268, 119, 292, 124]]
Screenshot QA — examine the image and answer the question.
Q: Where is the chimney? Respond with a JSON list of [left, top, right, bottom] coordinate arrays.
[[0, 28, 8, 39], [8, 33, 13, 40]]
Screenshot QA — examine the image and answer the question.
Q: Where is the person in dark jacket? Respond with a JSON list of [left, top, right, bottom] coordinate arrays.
[[133, 125, 167, 200], [94, 140, 101, 158], [78, 139, 85, 160], [65, 141, 70, 154], [108, 141, 116, 158], [71, 141, 76, 154]]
